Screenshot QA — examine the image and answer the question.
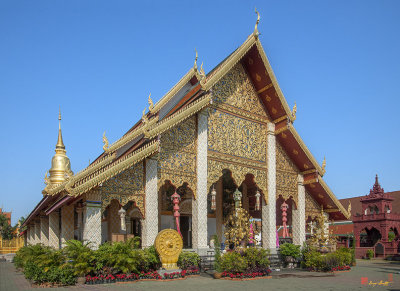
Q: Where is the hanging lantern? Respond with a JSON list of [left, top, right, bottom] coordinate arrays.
[[255, 189, 261, 211], [211, 185, 217, 211]]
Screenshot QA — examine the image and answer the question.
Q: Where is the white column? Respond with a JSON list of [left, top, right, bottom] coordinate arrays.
[[26, 226, 31, 245], [83, 191, 102, 249], [292, 174, 306, 246], [34, 220, 41, 245], [142, 158, 158, 247], [48, 211, 60, 249], [61, 204, 74, 247], [40, 216, 49, 246], [192, 111, 208, 251], [262, 122, 277, 251]]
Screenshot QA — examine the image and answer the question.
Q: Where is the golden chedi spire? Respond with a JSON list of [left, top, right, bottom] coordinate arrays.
[[48, 108, 73, 185]]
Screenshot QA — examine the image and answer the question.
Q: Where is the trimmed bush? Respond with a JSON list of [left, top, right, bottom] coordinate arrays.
[[220, 251, 247, 273], [280, 243, 301, 259], [244, 247, 270, 269], [178, 251, 200, 270]]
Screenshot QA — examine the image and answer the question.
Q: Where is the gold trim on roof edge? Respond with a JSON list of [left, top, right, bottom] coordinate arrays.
[[106, 116, 158, 153], [318, 175, 350, 219], [201, 35, 256, 90], [146, 94, 212, 139], [68, 140, 159, 196], [152, 68, 197, 112]]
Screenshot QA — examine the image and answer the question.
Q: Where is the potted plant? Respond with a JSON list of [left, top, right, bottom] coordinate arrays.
[[280, 243, 301, 269], [366, 249, 374, 260], [212, 235, 223, 278]]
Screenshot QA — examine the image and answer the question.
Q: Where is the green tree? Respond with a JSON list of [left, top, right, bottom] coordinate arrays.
[[0, 213, 16, 240]]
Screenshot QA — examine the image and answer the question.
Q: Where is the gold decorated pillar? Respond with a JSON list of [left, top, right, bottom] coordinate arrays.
[[262, 122, 277, 250]]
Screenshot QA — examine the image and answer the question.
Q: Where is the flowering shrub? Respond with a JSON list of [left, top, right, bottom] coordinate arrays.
[[221, 268, 272, 279], [303, 248, 353, 272], [331, 265, 351, 272]]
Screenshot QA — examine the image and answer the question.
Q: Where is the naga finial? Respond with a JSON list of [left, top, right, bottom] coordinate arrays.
[[292, 102, 297, 121], [102, 131, 109, 151], [321, 156, 326, 175], [254, 8, 260, 36], [142, 107, 148, 124], [44, 171, 49, 185], [194, 48, 198, 70], [148, 93, 154, 111], [199, 62, 206, 80]]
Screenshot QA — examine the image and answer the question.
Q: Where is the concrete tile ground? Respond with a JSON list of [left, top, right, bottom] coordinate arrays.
[[1, 260, 400, 291]]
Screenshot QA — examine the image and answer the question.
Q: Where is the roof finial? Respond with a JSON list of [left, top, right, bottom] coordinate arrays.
[[194, 48, 198, 70], [56, 107, 65, 150], [102, 131, 109, 151], [148, 93, 154, 112], [254, 8, 260, 36], [291, 102, 297, 122], [321, 156, 326, 175]]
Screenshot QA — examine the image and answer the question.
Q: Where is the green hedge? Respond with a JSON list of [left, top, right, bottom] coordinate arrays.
[[14, 239, 161, 286], [303, 247, 353, 272], [219, 247, 270, 273]]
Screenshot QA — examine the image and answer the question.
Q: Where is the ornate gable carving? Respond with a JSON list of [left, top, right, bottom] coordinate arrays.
[[101, 162, 144, 215], [208, 108, 267, 162], [276, 142, 298, 204], [158, 116, 197, 196], [212, 63, 268, 118]]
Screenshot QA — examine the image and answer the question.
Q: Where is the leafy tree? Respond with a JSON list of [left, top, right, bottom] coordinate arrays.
[[0, 213, 16, 240]]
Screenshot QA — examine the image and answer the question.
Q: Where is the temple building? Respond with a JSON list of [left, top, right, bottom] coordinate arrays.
[[22, 20, 350, 254], [332, 176, 400, 258]]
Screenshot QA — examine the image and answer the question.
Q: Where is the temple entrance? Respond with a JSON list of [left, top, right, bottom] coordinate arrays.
[[360, 227, 382, 247], [180, 216, 191, 248], [130, 218, 141, 237], [158, 180, 193, 248], [375, 242, 384, 258], [208, 169, 263, 247]]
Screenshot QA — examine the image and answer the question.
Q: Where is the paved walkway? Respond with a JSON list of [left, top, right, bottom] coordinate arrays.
[[1, 260, 400, 291]]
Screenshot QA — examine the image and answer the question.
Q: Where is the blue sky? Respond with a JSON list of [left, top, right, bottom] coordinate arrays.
[[1, 1, 399, 225]]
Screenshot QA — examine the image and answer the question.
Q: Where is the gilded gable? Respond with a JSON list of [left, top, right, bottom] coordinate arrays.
[[212, 63, 268, 118], [101, 162, 145, 214], [276, 142, 298, 204], [158, 116, 197, 193]]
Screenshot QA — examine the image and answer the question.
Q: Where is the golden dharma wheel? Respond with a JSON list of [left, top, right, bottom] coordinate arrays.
[[154, 229, 183, 270]]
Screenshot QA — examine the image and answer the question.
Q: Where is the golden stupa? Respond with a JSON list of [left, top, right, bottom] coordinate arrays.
[[47, 109, 73, 185]]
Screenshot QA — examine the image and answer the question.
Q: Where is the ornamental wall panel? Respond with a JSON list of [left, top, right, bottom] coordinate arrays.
[[40, 216, 49, 246], [48, 211, 60, 249], [101, 162, 144, 215], [61, 204, 74, 247], [83, 202, 102, 249], [208, 108, 267, 162], [276, 142, 299, 205], [34, 221, 41, 245], [158, 116, 197, 196]]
